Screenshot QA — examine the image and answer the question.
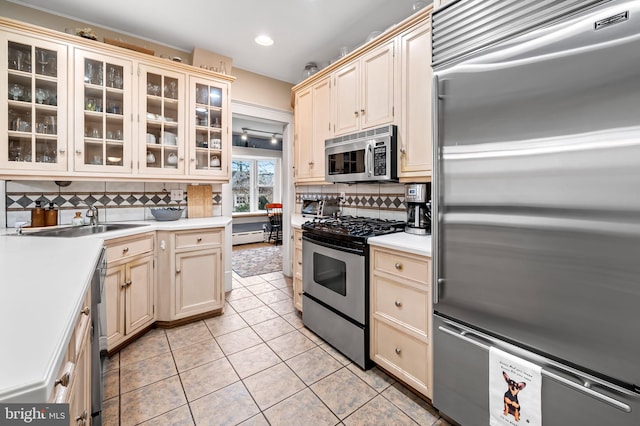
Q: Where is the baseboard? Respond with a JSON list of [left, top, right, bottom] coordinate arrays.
[[232, 230, 264, 245]]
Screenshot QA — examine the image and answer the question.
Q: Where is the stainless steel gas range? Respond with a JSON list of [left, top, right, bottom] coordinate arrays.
[[301, 216, 405, 369]]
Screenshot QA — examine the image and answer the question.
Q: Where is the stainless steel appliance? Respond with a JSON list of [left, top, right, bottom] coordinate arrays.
[[91, 247, 107, 425], [432, 1, 640, 425], [301, 216, 404, 369], [301, 197, 340, 218], [325, 125, 397, 183], [404, 183, 431, 235]]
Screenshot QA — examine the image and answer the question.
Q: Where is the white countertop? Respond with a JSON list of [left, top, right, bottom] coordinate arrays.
[[368, 232, 432, 257], [291, 213, 306, 229], [0, 217, 231, 402]]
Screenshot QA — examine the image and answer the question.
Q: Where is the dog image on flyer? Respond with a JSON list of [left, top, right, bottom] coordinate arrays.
[[503, 371, 527, 421]]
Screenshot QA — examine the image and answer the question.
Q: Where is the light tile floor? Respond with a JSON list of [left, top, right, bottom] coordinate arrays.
[[102, 270, 451, 426]]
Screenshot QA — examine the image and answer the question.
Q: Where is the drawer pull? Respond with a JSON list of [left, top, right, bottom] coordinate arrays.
[[80, 306, 90, 316], [121, 280, 132, 288], [197, 237, 202, 242], [394, 262, 402, 270], [395, 347, 402, 355], [55, 372, 70, 387], [394, 300, 402, 308], [122, 247, 129, 254], [298, 261, 302, 265]]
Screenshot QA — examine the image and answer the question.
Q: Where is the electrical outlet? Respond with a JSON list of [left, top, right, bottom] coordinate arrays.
[[339, 192, 346, 202], [170, 189, 184, 201]]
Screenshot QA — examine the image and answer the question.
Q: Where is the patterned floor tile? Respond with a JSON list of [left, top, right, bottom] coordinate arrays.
[[245, 282, 279, 295], [179, 357, 239, 402], [251, 317, 295, 341], [190, 381, 260, 425], [204, 313, 249, 337], [119, 328, 170, 366], [238, 305, 280, 326], [311, 368, 378, 419], [243, 363, 306, 410], [239, 275, 268, 286], [267, 277, 289, 289], [347, 364, 396, 392], [226, 286, 254, 301], [382, 383, 440, 426], [256, 289, 290, 304], [263, 388, 339, 426], [258, 271, 285, 282], [269, 298, 298, 316], [343, 395, 417, 426], [281, 311, 304, 329], [238, 413, 270, 426], [228, 343, 282, 379], [228, 295, 266, 313], [137, 404, 194, 426], [319, 343, 352, 366], [286, 346, 342, 385], [172, 339, 225, 372], [215, 327, 263, 355], [119, 376, 186, 426], [120, 352, 177, 393], [266, 330, 317, 360], [298, 326, 325, 344], [165, 321, 213, 350]]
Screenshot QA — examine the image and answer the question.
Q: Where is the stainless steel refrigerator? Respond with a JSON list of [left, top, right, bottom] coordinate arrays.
[[431, 0, 640, 424]]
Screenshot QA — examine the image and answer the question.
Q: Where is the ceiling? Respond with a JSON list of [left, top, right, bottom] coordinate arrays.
[[9, 0, 430, 84]]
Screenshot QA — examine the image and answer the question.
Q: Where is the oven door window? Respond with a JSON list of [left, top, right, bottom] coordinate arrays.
[[312, 252, 346, 296], [328, 149, 366, 176]]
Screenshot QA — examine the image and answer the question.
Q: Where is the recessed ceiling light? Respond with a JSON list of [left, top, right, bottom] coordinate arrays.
[[254, 35, 274, 46]]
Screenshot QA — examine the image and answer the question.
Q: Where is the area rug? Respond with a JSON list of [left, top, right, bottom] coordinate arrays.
[[232, 245, 283, 278]]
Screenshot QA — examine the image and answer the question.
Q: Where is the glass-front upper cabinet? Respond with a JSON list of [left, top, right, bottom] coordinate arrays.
[[74, 49, 132, 173], [189, 75, 228, 177], [138, 64, 186, 175], [1, 32, 68, 171]]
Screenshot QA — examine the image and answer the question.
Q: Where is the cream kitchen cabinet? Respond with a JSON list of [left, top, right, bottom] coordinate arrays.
[[398, 16, 433, 181], [104, 233, 155, 352], [1, 31, 69, 173], [51, 289, 91, 426], [1, 17, 234, 182], [292, 227, 304, 311], [74, 49, 134, 173], [433, 0, 455, 10], [188, 76, 230, 179], [294, 76, 331, 183], [333, 41, 396, 136], [156, 228, 225, 322], [370, 245, 433, 398], [138, 64, 187, 176]]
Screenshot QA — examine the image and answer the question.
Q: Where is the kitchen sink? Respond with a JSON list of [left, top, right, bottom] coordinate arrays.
[[19, 223, 149, 237]]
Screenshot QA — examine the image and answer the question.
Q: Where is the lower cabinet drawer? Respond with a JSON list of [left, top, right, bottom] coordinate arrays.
[[373, 249, 430, 283], [106, 234, 154, 263], [372, 276, 427, 334], [372, 320, 429, 388], [175, 229, 222, 249]]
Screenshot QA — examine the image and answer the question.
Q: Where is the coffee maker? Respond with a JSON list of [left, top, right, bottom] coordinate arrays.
[[404, 183, 431, 235]]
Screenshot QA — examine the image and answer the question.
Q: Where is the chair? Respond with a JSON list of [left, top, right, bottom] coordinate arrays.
[[265, 203, 283, 245]]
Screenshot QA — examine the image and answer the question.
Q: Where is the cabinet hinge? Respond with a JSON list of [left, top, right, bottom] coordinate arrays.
[[137, 66, 140, 76], [392, 106, 395, 117], [152, 304, 155, 314], [328, 122, 331, 131]]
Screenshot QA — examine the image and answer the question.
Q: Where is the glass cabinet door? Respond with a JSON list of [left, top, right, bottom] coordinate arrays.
[[1, 33, 68, 171], [139, 65, 185, 175], [74, 49, 132, 172], [189, 76, 227, 177]]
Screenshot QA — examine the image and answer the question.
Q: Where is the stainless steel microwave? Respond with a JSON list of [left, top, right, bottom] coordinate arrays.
[[325, 125, 397, 183]]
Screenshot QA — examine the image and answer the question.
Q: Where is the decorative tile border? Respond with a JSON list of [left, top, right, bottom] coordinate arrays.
[[295, 191, 405, 211], [6, 191, 222, 211]]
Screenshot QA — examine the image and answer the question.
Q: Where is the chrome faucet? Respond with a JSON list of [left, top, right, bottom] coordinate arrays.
[[86, 204, 99, 226]]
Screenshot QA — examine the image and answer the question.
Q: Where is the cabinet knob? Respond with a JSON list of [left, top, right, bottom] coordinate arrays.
[[395, 347, 402, 355], [298, 261, 302, 265], [59, 149, 66, 154], [394, 262, 402, 270], [191, 158, 195, 162], [122, 247, 129, 254], [121, 280, 132, 288], [394, 300, 402, 308], [80, 306, 90, 316], [400, 146, 406, 154], [354, 111, 359, 117], [76, 410, 88, 425], [55, 372, 70, 387], [176, 269, 181, 274], [360, 109, 365, 114], [75, 150, 82, 155], [197, 237, 202, 242], [179, 157, 184, 161]]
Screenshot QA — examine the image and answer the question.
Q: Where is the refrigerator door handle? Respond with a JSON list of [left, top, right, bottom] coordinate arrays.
[[432, 74, 442, 304], [438, 324, 633, 413]]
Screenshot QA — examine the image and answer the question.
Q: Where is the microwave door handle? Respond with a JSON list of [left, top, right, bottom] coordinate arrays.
[[366, 144, 372, 177]]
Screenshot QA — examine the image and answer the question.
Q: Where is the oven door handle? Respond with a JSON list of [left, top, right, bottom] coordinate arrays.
[[302, 234, 365, 256]]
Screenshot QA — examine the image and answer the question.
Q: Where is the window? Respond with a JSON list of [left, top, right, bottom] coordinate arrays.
[[232, 157, 280, 213]]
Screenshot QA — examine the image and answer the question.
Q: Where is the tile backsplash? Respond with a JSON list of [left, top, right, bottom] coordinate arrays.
[[4, 180, 222, 227], [296, 182, 409, 221]]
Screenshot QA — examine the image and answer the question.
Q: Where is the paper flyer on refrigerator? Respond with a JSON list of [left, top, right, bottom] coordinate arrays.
[[489, 346, 542, 426]]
